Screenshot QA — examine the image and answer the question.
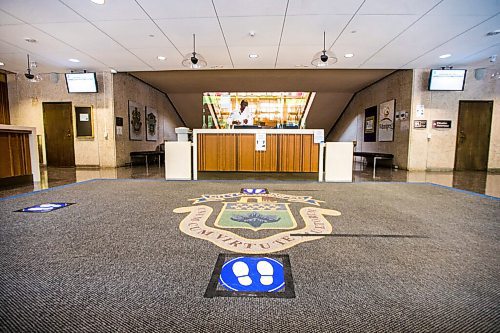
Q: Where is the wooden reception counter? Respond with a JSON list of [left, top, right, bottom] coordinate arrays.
[[192, 128, 324, 180]]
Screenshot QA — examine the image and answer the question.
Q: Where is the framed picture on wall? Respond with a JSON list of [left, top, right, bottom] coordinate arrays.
[[378, 99, 395, 142], [128, 100, 144, 141], [364, 105, 377, 142], [146, 106, 158, 141]]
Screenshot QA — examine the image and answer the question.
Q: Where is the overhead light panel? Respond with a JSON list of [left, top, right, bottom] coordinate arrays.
[[157, 56, 166, 61], [91, 0, 105, 4], [249, 54, 259, 59], [344, 53, 354, 58], [69, 58, 80, 63], [439, 54, 451, 59]]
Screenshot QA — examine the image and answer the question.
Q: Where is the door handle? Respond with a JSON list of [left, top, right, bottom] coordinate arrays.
[[66, 130, 71, 137]]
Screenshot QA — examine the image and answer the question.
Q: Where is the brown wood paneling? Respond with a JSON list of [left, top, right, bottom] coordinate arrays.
[[0, 73, 10, 125], [455, 101, 493, 171], [0, 132, 32, 179], [43, 102, 75, 167], [0, 132, 12, 178], [198, 132, 319, 172]]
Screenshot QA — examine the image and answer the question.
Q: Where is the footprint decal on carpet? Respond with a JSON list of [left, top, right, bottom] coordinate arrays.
[[232, 261, 252, 286], [257, 260, 274, 285]]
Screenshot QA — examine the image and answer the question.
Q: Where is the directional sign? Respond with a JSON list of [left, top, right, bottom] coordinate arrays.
[[219, 257, 284, 293], [16, 203, 74, 213]]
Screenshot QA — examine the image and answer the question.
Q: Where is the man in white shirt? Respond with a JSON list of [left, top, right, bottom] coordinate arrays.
[[228, 100, 254, 126]]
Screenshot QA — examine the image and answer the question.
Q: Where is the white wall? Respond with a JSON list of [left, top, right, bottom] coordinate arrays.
[[8, 72, 116, 167], [408, 69, 499, 171]]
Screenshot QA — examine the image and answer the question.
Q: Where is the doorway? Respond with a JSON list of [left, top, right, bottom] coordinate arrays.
[[43, 102, 75, 167], [454, 101, 493, 171]]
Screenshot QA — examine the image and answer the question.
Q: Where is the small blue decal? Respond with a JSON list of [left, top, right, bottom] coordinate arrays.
[[241, 188, 269, 195], [17, 203, 74, 213], [219, 257, 285, 292]]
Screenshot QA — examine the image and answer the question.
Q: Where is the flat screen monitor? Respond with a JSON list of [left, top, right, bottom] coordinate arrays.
[[65, 73, 98, 93], [428, 69, 466, 91]]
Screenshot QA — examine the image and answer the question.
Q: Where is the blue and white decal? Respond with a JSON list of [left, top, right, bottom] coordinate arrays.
[[241, 188, 269, 195], [18, 203, 73, 213], [219, 257, 285, 292]]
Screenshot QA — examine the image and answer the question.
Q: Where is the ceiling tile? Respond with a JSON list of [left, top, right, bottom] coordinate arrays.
[[333, 14, 418, 65], [136, 0, 216, 19], [358, 0, 442, 15], [0, 10, 23, 25], [94, 20, 174, 49], [214, 0, 287, 17], [429, 0, 500, 16], [154, 18, 226, 49], [362, 14, 492, 68], [33, 22, 125, 51], [61, 0, 149, 21], [0, 0, 84, 23], [84, 49, 151, 70], [281, 15, 352, 46], [220, 16, 283, 46], [0, 24, 72, 52], [129, 46, 184, 69], [287, 0, 364, 15], [229, 45, 279, 68]]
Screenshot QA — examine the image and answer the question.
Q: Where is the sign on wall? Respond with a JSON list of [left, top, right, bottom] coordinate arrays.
[[378, 99, 395, 142], [364, 106, 377, 142], [432, 120, 452, 129], [414, 120, 427, 129]]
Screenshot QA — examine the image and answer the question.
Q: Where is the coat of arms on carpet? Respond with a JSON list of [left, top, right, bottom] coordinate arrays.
[[174, 188, 341, 254]]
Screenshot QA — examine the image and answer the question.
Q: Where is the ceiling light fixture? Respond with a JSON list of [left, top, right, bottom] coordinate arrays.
[[311, 31, 337, 67], [24, 38, 37, 43], [249, 54, 259, 59], [69, 58, 80, 63], [182, 34, 207, 69], [439, 54, 451, 59], [110, 68, 117, 74], [157, 56, 166, 61], [90, 0, 105, 4], [344, 53, 354, 58], [0, 62, 4, 66]]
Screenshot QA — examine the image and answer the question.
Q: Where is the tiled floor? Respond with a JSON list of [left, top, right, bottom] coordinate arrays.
[[0, 163, 499, 199]]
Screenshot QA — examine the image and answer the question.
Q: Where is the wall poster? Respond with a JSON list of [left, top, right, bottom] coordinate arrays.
[[364, 105, 377, 142], [128, 100, 143, 141], [146, 106, 158, 141], [378, 99, 395, 142]]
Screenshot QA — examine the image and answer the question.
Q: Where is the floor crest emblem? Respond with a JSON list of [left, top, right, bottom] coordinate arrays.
[[174, 188, 341, 254]]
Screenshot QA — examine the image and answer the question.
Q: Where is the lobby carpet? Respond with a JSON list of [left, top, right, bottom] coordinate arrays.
[[0, 180, 498, 332]]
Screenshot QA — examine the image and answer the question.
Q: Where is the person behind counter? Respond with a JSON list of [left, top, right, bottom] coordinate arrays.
[[227, 100, 254, 126]]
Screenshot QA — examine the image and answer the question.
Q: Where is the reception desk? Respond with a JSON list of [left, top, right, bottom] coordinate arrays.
[[0, 124, 40, 186], [193, 128, 324, 180]]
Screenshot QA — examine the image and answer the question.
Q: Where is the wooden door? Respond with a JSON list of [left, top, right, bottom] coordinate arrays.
[[43, 102, 75, 167], [455, 101, 493, 171]]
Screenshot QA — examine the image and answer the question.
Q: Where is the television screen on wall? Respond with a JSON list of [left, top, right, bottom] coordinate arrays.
[[65, 73, 98, 93], [428, 69, 466, 91]]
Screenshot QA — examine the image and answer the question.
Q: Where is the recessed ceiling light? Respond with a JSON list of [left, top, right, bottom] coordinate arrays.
[[0, 62, 4, 66], [90, 0, 105, 4], [110, 68, 117, 74], [344, 53, 354, 58], [439, 54, 451, 59], [249, 54, 259, 59], [24, 38, 37, 43], [69, 58, 80, 63], [157, 56, 166, 61]]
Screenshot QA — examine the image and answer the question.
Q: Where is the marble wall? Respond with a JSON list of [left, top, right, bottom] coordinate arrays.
[[7, 72, 116, 167], [409, 69, 499, 171], [112, 73, 184, 167], [329, 70, 413, 169]]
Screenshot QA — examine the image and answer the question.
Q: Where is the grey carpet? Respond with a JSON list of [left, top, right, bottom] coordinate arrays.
[[0, 180, 499, 333]]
